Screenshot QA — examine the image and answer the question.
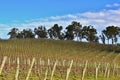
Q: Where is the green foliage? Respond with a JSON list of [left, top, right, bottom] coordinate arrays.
[[7, 21, 120, 45], [65, 21, 82, 40], [8, 28, 19, 39], [48, 24, 64, 40], [82, 25, 98, 42], [22, 28, 35, 38], [102, 26, 120, 44], [34, 26, 47, 39]]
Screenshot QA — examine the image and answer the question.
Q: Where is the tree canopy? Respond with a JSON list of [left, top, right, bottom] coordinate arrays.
[[7, 21, 120, 45]]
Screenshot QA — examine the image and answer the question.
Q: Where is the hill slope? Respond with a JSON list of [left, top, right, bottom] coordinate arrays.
[[0, 39, 120, 63]]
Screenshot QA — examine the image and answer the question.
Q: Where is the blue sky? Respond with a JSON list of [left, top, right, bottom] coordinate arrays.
[[0, 0, 120, 39], [0, 0, 119, 23]]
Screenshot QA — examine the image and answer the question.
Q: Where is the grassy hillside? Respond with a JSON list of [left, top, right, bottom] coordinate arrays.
[[0, 39, 120, 80], [0, 39, 120, 63]]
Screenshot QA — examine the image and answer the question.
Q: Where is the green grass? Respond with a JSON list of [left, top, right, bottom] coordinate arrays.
[[0, 39, 119, 62], [0, 39, 120, 80]]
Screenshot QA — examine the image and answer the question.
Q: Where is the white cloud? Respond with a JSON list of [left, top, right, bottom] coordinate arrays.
[[0, 9, 120, 39], [106, 3, 120, 7], [49, 14, 77, 20], [80, 12, 105, 19]]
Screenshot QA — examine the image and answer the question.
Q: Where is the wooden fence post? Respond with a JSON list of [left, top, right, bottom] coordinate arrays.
[[25, 57, 35, 80], [0, 56, 7, 75]]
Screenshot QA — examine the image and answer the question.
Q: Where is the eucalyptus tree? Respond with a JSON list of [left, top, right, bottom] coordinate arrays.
[[82, 25, 98, 42], [99, 33, 106, 44], [64, 21, 84, 41], [48, 24, 64, 40], [16, 31, 24, 39], [34, 26, 47, 39], [64, 24, 75, 40], [102, 26, 120, 44], [8, 28, 19, 39], [22, 28, 35, 38], [72, 21, 83, 41]]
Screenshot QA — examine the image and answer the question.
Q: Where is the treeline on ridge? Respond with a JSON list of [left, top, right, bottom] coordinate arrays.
[[7, 21, 120, 45]]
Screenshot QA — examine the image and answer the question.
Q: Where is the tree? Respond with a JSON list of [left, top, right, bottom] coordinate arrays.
[[82, 25, 98, 42], [22, 28, 35, 38], [102, 26, 120, 44], [72, 21, 83, 41], [99, 33, 106, 44], [48, 28, 53, 39], [48, 24, 64, 40], [102, 30, 110, 44], [8, 28, 19, 39], [64, 21, 84, 41], [64, 24, 75, 40], [34, 26, 47, 39], [16, 31, 24, 39]]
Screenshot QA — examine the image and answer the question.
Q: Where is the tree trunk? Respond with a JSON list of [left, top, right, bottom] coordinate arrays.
[[112, 38, 114, 44]]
